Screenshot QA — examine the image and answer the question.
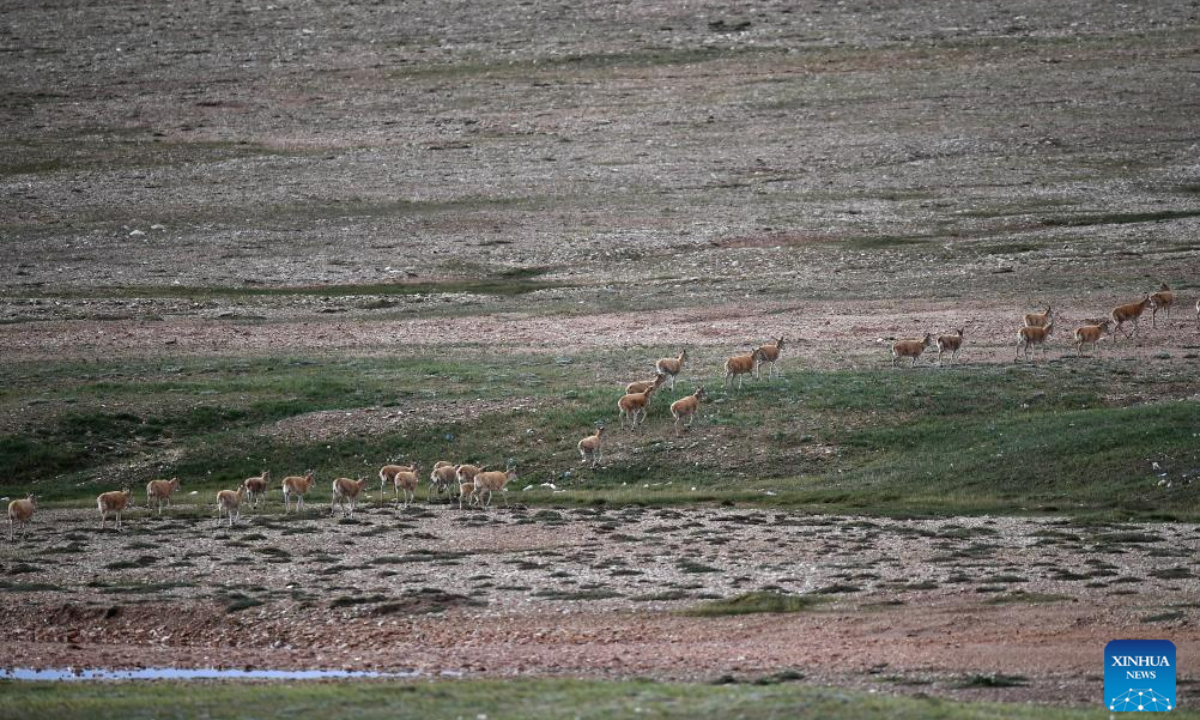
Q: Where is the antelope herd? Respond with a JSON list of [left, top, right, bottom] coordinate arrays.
[[5, 279, 1193, 540]]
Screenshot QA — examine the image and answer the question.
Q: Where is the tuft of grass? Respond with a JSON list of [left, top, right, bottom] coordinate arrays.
[[957, 674, 1029, 688], [983, 591, 1074, 605], [681, 591, 827, 617]]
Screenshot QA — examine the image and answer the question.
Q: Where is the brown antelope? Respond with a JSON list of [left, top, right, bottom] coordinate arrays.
[[670, 387, 707, 435], [618, 381, 659, 428], [145, 477, 181, 516], [458, 480, 479, 510], [1111, 295, 1151, 340], [724, 349, 763, 389], [97, 489, 133, 531], [1024, 305, 1052, 328], [626, 377, 659, 395], [474, 464, 518, 508], [455, 464, 483, 509], [578, 426, 605, 468], [8, 494, 36, 541], [242, 471, 269, 509], [755, 337, 785, 378], [891, 334, 934, 368], [331, 477, 369, 517], [216, 485, 246, 527], [1149, 283, 1174, 327], [935, 329, 964, 366], [1016, 322, 1053, 361], [428, 461, 458, 501], [392, 464, 421, 508], [378, 464, 416, 500], [281, 471, 315, 513], [1073, 320, 1111, 357], [654, 350, 687, 390]]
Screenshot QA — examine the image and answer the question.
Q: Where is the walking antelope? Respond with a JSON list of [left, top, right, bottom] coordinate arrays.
[[724, 349, 763, 389], [891, 334, 934, 368], [935, 329, 964, 366], [618, 381, 659, 428], [455, 464, 483, 509], [1016, 322, 1053, 361], [578, 426, 605, 468], [97, 489, 133, 531], [754, 337, 785, 378], [1073, 320, 1111, 357], [392, 464, 421, 508], [331, 477, 369, 517], [474, 464, 518, 508], [1149, 283, 1174, 327], [216, 485, 246, 527], [654, 350, 687, 391], [8, 495, 35, 541], [281, 471, 315, 513], [378, 464, 416, 500], [429, 461, 458, 501], [242, 471, 269, 509], [1111, 295, 1151, 340], [670, 387, 707, 435], [145, 477, 181, 516]]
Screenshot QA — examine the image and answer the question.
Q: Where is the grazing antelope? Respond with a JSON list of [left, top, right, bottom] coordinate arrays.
[[670, 387, 707, 435], [724, 349, 763, 389], [281, 471, 315, 513], [618, 381, 659, 428], [1149, 283, 1174, 327], [891, 334, 934, 368], [755, 337, 785, 378], [392, 464, 421, 508], [8, 494, 36, 542], [1111, 295, 1151, 340], [242, 471, 270, 509], [379, 464, 416, 501], [1024, 305, 1052, 328], [216, 485, 246, 527], [578, 426, 605, 468], [654, 350, 687, 391], [428, 461, 458, 501], [145, 477, 181, 516], [1073, 320, 1111, 357], [98, 489, 133, 530], [474, 464, 518, 508], [935, 329, 964, 366], [331, 477, 369, 517], [1016, 322, 1053, 361]]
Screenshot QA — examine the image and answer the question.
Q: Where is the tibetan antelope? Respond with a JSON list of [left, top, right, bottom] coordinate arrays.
[[429, 461, 458, 501], [724, 348, 763, 389], [935, 329, 964, 366], [8, 495, 36, 541], [242, 471, 270, 509], [392, 464, 421, 508], [331, 477, 369, 517], [1111, 295, 1151, 340], [379, 464, 416, 501], [618, 381, 659, 428], [1024, 305, 1052, 328], [755, 337, 785, 378], [1073, 320, 1111, 357], [281, 471, 315, 513], [578, 426, 605, 468], [455, 464, 483, 509], [891, 334, 934, 368], [670, 387, 707, 435], [145, 477, 181, 516], [655, 350, 687, 390], [1016, 322, 1053, 361], [216, 485, 246, 527], [1149, 283, 1174, 327], [97, 489, 133, 531], [474, 464, 518, 508]]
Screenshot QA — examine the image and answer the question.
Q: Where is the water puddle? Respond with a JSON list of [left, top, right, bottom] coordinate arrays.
[[1, 667, 445, 681]]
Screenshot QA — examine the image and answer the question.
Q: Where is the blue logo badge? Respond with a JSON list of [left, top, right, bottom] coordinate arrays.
[[1106, 639, 1177, 712]]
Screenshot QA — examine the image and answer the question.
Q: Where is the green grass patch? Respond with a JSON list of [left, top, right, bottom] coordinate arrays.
[[983, 591, 1074, 605], [680, 591, 827, 617]]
